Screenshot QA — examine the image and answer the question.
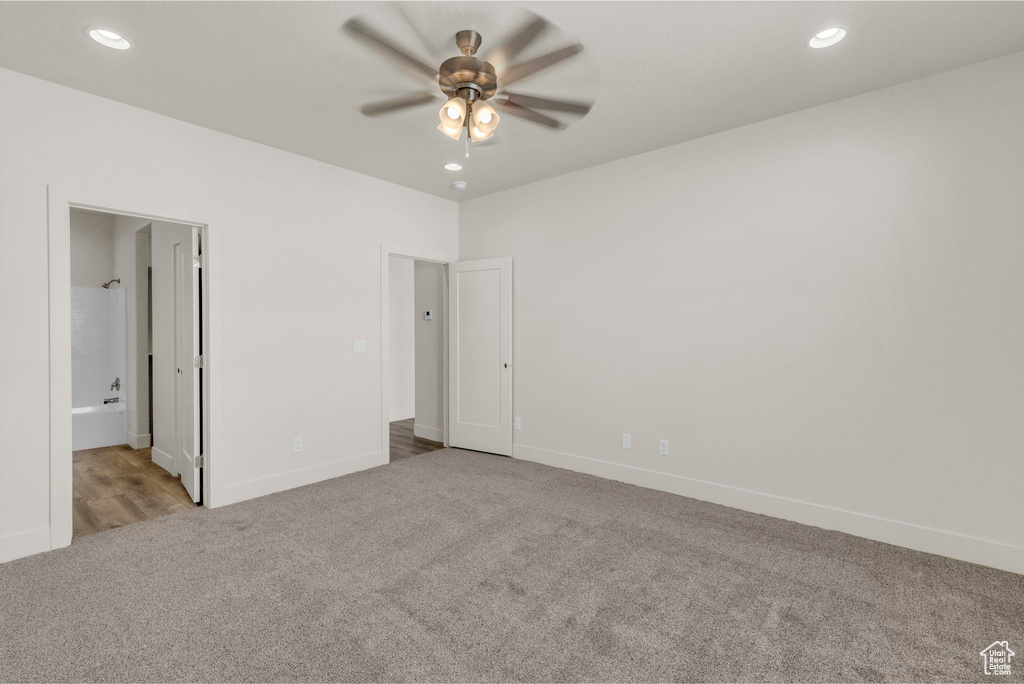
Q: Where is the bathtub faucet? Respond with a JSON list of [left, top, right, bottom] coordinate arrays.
[[110, 377, 120, 391]]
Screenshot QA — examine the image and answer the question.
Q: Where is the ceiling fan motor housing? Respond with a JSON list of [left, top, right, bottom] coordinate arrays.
[[439, 30, 498, 102]]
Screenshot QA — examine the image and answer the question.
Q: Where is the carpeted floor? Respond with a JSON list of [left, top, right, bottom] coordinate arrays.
[[0, 448, 1020, 683]]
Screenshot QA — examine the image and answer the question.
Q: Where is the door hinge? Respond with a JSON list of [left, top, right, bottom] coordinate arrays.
[[195, 454, 204, 468], [194, 355, 203, 369], [192, 254, 202, 268]]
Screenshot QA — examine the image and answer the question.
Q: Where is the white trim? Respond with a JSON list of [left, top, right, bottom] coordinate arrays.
[[413, 423, 445, 442], [151, 446, 177, 475], [214, 451, 382, 508], [127, 432, 151, 450], [513, 443, 1024, 575], [46, 186, 221, 552], [0, 527, 51, 563]]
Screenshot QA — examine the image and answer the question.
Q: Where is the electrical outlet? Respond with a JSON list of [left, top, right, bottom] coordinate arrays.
[[423, 310, 433, 320], [659, 439, 669, 456], [622, 433, 631, 449], [514, 417, 521, 430], [293, 437, 303, 453]]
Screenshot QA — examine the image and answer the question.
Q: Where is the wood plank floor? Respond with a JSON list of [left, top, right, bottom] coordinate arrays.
[[73, 444, 196, 537], [389, 419, 444, 462]]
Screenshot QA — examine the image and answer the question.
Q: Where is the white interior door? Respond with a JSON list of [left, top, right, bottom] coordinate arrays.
[[174, 228, 201, 502], [448, 257, 512, 456]]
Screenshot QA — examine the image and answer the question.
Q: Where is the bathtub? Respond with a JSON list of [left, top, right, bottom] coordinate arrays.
[[72, 403, 127, 451]]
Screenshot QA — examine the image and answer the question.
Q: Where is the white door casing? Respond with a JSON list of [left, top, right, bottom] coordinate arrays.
[[448, 257, 512, 456]]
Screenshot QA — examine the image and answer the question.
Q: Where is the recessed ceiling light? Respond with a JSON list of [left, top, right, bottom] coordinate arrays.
[[444, 163, 463, 171], [452, 181, 468, 191], [808, 27, 846, 49], [87, 27, 132, 50]]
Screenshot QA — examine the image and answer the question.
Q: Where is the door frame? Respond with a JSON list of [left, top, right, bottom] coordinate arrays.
[[379, 247, 449, 464], [47, 186, 221, 550]]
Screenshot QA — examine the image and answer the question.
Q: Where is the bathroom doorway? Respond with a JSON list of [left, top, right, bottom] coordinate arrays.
[[67, 208, 204, 537]]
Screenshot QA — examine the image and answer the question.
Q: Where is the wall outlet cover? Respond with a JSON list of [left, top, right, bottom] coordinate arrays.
[[514, 417, 521, 430], [659, 439, 669, 456], [293, 437, 303, 453], [354, 339, 367, 353], [622, 433, 631, 449]]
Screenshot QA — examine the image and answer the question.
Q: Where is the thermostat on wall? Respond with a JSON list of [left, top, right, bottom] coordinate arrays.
[[423, 310, 433, 320]]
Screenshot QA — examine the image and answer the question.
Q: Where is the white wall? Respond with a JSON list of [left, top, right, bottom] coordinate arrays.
[[388, 256, 416, 422], [0, 68, 458, 562], [113, 218, 152, 448], [414, 260, 446, 441], [69, 210, 115, 288], [459, 53, 1024, 574]]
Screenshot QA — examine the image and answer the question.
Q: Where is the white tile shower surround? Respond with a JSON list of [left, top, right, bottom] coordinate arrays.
[[71, 287, 126, 449]]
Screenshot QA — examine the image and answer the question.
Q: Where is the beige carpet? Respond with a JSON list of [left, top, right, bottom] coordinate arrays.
[[0, 448, 1020, 682]]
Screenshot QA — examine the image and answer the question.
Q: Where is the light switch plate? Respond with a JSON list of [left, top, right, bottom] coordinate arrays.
[[424, 310, 432, 320], [622, 434, 631, 449], [354, 339, 367, 353], [514, 417, 521, 430]]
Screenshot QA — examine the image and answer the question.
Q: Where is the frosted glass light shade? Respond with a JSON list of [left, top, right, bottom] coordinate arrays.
[[438, 97, 467, 140], [469, 103, 500, 142]]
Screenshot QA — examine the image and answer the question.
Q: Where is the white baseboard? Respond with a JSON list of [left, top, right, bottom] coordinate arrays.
[[214, 451, 383, 508], [151, 446, 176, 475], [0, 526, 51, 563], [513, 444, 1024, 575], [413, 423, 444, 442], [127, 432, 151, 450]]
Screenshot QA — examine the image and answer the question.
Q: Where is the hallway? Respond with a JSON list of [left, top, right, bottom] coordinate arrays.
[[389, 419, 444, 462]]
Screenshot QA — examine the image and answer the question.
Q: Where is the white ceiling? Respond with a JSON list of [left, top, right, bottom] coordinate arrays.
[[2, 1, 1023, 202]]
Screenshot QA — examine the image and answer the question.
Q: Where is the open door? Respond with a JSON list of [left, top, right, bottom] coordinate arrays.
[[174, 227, 202, 502], [448, 257, 512, 456]]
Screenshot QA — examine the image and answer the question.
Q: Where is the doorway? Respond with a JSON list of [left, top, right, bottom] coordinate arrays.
[[69, 209, 203, 536], [386, 255, 446, 462], [380, 253, 513, 461], [48, 189, 214, 548]]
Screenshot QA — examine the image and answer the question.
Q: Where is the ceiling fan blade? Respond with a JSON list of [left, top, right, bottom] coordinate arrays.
[[500, 43, 584, 87], [502, 92, 591, 116], [496, 101, 564, 129], [342, 18, 438, 81], [484, 15, 547, 66], [396, 7, 444, 61], [360, 92, 439, 116]]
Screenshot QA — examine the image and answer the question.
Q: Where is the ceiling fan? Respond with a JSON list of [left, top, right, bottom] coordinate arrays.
[[343, 13, 593, 144]]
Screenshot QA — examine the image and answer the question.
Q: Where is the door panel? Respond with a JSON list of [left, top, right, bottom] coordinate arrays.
[[449, 257, 512, 456], [174, 228, 201, 502]]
